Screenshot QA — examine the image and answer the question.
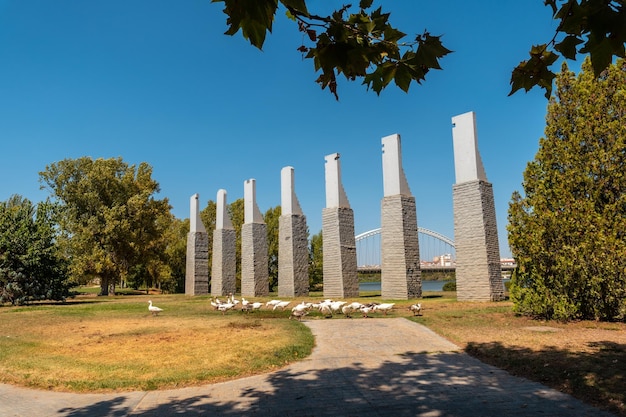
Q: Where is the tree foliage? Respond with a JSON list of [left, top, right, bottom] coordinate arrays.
[[264, 205, 281, 291], [511, 0, 626, 98], [39, 157, 172, 296], [214, 0, 625, 99], [212, 0, 451, 99], [0, 195, 70, 305], [508, 58, 626, 321], [308, 230, 323, 291]]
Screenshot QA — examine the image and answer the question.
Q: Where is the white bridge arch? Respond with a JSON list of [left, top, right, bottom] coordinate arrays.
[[355, 227, 456, 269]]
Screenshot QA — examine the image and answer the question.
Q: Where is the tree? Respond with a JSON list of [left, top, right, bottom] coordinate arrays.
[[200, 199, 217, 289], [161, 216, 189, 293], [264, 206, 281, 291], [214, 0, 625, 99], [309, 230, 323, 291], [507, 58, 626, 321], [39, 157, 172, 296], [0, 195, 70, 305]]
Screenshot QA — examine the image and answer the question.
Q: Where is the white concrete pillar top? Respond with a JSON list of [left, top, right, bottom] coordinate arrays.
[[452, 111, 487, 184], [189, 193, 206, 233], [324, 153, 350, 208], [281, 166, 303, 215], [244, 179, 264, 224], [382, 133, 412, 197], [216, 189, 233, 230]]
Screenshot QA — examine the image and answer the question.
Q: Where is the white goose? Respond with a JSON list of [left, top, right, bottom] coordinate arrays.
[[409, 303, 422, 316], [374, 303, 395, 315], [218, 302, 235, 315], [148, 300, 163, 316], [273, 301, 291, 311], [359, 305, 373, 318]]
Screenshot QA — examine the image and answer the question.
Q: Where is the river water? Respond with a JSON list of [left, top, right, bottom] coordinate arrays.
[[360, 279, 509, 293], [360, 280, 450, 292]]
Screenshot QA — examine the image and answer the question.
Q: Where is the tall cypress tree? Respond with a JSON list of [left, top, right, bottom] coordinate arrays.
[[508, 58, 626, 321]]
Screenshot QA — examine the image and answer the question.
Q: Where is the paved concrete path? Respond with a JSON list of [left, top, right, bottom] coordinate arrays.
[[0, 318, 615, 416]]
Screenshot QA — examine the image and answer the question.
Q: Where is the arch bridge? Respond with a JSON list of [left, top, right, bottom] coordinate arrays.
[[355, 227, 457, 273]]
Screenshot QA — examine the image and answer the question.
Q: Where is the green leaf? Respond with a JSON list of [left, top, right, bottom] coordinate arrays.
[[359, 0, 374, 10], [394, 63, 412, 92], [555, 35, 584, 60], [510, 44, 558, 98], [218, 0, 279, 49], [580, 34, 616, 76], [280, 0, 308, 15]]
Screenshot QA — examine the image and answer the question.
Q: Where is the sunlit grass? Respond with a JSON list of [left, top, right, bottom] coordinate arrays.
[[0, 294, 314, 392]]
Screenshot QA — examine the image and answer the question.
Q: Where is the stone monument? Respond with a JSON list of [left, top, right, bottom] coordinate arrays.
[[278, 166, 309, 297], [185, 193, 209, 295], [451, 111, 504, 301], [381, 134, 422, 299], [322, 153, 359, 298], [211, 189, 237, 296], [241, 179, 269, 297]]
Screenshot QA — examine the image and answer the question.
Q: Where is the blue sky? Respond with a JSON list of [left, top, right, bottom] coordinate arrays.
[[0, 1, 566, 258]]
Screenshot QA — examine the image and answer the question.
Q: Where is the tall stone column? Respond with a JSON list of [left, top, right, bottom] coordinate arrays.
[[381, 134, 421, 299], [278, 166, 309, 297], [452, 111, 504, 301], [211, 189, 236, 296], [241, 179, 269, 297], [185, 193, 209, 295], [322, 153, 359, 298]]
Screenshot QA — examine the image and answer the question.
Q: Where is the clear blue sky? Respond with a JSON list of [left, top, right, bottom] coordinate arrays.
[[0, 1, 566, 258]]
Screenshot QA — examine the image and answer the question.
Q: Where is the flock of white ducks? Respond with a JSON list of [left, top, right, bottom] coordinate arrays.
[[152, 295, 422, 320]]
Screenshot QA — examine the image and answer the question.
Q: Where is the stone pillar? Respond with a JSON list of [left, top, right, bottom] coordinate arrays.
[[452, 111, 504, 301], [278, 167, 309, 297], [381, 134, 421, 299], [185, 193, 209, 295], [322, 153, 359, 298], [241, 179, 269, 297], [211, 189, 236, 296]]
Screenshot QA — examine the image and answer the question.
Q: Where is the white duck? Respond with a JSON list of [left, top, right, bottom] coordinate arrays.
[[218, 302, 235, 315], [341, 304, 356, 318], [409, 303, 422, 316], [289, 309, 309, 321], [359, 305, 373, 318], [374, 303, 395, 315], [210, 298, 222, 310], [265, 300, 282, 308], [318, 303, 333, 318], [273, 301, 291, 311], [148, 300, 163, 316], [330, 301, 347, 314]]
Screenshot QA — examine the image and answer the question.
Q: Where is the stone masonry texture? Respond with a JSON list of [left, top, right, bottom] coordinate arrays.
[[381, 195, 422, 299], [185, 232, 209, 295], [322, 207, 359, 298], [453, 180, 504, 301], [278, 214, 309, 297], [211, 228, 236, 296], [241, 222, 269, 297]]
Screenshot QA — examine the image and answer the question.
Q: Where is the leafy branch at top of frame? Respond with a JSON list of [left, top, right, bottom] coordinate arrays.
[[212, 0, 452, 100], [510, 0, 626, 99]]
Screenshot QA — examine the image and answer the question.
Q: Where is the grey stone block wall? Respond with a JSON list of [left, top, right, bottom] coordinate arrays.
[[322, 207, 359, 298], [278, 214, 309, 297], [241, 222, 269, 297], [211, 228, 236, 296], [453, 180, 504, 301], [381, 195, 422, 299], [185, 232, 209, 295]]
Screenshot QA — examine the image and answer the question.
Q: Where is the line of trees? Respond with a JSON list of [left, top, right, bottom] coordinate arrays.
[[0, 159, 325, 303], [199, 198, 323, 292]]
